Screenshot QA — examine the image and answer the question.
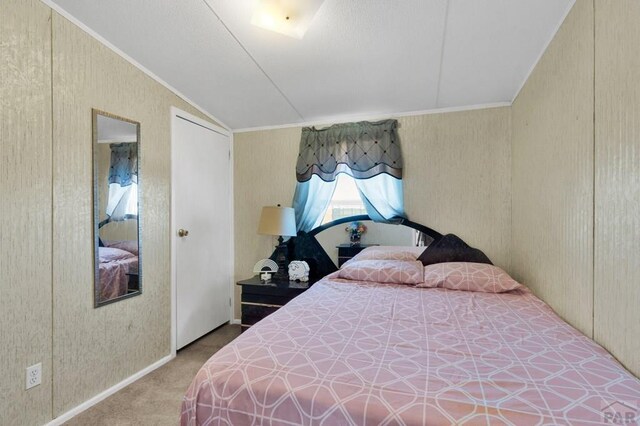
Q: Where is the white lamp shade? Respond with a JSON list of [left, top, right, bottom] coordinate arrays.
[[257, 206, 297, 237]]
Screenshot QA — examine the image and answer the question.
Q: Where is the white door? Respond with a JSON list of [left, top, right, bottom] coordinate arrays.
[[173, 114, 231, 350]]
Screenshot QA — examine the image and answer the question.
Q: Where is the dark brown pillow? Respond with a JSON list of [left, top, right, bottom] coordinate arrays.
[[417, 234, 492, 266]]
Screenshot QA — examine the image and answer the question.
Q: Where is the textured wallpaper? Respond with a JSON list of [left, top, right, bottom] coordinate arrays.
[[594, 0, 640, 378], [234, 107, 512, 319], [511, 0, 595, 337], [513, 0, 640, 377], [400, 109, 512, 270], [233, 127, 301, 319], [50, 12, 215, 415], [2, 1, 219, 422], [0, 1, 53, 424]]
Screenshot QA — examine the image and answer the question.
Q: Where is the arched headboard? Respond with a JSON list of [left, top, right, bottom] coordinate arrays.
[[279, 215, 443, 281], [308, 215, 442, 240]]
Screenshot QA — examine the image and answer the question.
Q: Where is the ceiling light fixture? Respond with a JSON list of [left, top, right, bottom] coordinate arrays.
[[251, 0, 325, 39]]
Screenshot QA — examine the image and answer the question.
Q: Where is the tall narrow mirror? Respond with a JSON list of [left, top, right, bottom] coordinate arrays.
[[93, 110, 141, 307]]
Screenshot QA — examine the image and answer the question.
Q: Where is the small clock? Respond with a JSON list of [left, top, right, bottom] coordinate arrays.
[[288, 261, 310, 282]]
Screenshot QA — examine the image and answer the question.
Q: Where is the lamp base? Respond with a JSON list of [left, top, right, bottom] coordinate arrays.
[[273, 236, 289, 281]]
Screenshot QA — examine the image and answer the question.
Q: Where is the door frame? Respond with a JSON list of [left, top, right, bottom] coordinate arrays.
[[170, 107, 234, 356]]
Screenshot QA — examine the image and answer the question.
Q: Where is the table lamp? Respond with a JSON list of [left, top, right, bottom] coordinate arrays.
[[257, 205, 297, 280]]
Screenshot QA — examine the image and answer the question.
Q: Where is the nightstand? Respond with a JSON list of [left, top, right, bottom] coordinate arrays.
[[336, 244, 378, 267], [237, 276, 311, 332]]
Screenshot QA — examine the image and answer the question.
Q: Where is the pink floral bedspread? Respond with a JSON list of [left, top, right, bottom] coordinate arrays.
[[181, 277, 640, 425]]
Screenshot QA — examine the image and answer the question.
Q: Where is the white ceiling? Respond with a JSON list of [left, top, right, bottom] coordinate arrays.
[[49, 0, 574, 130]]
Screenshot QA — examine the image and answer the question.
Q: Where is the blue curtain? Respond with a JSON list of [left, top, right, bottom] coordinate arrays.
[[292, 119, 406, 230], [292, 175, 337, 232], [355, 174, 405, 223], [105, 142, 139, 222], [108, 143, 137, 187]]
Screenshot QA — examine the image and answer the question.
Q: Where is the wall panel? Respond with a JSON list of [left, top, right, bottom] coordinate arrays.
[[234, 107, 512, 318], [511, 0, 594, 337], [0, 1, 53, 424], [401, 108, 512, 270], [51, 12, 214, 415], [594, 0, 640, 377], [233, 127, 300, 319]]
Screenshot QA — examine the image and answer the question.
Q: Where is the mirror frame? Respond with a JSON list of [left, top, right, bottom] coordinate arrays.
[[92, 109, 142, 307]]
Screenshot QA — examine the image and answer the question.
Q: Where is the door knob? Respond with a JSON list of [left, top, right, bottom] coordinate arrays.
[[178, 229, 189, 237]]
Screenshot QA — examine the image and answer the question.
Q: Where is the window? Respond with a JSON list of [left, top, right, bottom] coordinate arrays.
[[321, 174, 366, 224], [106, 180, 138, 221]]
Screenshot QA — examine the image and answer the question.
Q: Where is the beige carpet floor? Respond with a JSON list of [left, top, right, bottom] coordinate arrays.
[[65, 324, 241, 426]]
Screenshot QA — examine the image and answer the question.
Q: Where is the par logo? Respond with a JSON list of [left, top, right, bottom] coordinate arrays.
[[601, 401, 638, 425]]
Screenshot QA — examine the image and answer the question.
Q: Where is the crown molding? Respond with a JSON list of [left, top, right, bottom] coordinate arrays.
[[233, 102, 511, 133]]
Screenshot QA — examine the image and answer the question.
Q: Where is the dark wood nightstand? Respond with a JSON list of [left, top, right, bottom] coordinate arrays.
[[336, 244, 378, 267], [237, 276, 311, 332]]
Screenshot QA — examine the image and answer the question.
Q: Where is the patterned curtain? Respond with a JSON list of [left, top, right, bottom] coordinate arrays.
[[106, 143, 138, 221], [108, 143, 138, 187], [292, 120, 406, 232], [296, 119, 402, 182]]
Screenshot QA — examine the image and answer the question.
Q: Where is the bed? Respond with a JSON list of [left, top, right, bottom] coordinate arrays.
[[181, 240, 640, 425], [97, 241, 139, 303]]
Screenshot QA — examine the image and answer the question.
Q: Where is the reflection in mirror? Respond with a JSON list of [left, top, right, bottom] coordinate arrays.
[[315, 219, 431, 267], [93, 110, 141, 307]]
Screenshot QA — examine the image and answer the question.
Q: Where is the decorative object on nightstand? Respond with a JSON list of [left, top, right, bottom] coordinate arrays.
[[345, 221, 367, 246], [253, 259, 279, 282], [336, 243, 378, 267], [288, 260, 310, 282], [237, 276, 312, 332], [258, 205, 297, 280]]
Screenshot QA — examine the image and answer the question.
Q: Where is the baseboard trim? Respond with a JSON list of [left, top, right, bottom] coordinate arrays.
[[45, 354, 174, 426], [231, 318, 241, 325]]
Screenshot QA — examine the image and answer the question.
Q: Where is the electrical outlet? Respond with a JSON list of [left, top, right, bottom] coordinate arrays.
[[26, 363, 41, 390]]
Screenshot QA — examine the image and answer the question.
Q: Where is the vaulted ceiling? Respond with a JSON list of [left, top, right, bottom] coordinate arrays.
[[49, 0, 575, 130]]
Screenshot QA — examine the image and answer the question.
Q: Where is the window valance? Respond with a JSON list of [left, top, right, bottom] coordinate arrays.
[[108, 143, 138, 187], [295, 119, 402, 182]]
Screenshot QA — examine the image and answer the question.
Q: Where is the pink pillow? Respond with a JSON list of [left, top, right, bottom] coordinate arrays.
[[338, 260, 424, 285], [99, 247, 136, 262], [105, 240, 139, 256], [350, 246, 424, 262], [417, 262, 522, 293]]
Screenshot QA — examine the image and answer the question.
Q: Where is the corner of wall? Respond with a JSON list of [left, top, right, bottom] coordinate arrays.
[[510, 0, 595, 337]]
